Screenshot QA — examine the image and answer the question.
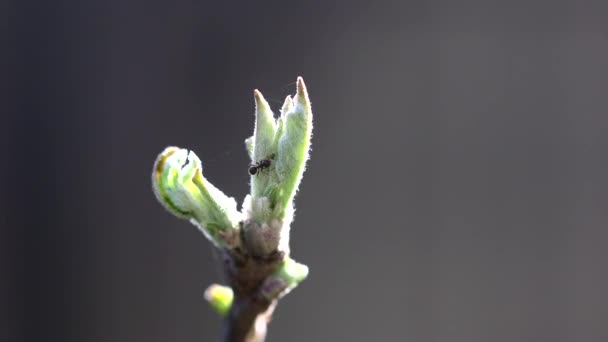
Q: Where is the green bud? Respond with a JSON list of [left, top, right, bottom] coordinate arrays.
[[204, 284, 234, 316], [250, 90, 279, 204], [246, 77, 313, 222], [152, 147, 241, 246], [258, 258, 309, 300], [274, 77, 313, 219]]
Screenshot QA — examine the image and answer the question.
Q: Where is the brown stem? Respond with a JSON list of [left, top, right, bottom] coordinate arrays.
[[221, 297, 276, 342], [220, 248, 285, 342]]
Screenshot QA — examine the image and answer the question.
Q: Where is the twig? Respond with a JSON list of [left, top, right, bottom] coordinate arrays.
[[220, 249, 284, 342]]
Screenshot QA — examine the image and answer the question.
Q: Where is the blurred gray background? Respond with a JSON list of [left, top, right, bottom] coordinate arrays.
[[2, 0, 608, 341]]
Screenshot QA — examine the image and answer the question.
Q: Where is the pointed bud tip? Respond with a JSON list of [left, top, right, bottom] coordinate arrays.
[[296, 76, 306, 91], [254, 89, 272, 111], [295, 77, 309, 104], [280, 95, 293, 114], [253, 89, 265, 103]]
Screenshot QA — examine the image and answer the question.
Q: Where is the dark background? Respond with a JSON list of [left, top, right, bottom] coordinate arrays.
[[3, 1, 608, 341]]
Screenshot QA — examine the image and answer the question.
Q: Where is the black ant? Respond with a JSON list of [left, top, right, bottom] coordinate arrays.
[[248, 159, 272, 175]]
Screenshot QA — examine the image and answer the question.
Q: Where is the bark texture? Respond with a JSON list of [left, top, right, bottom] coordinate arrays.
[[220, 248, 285, 342]]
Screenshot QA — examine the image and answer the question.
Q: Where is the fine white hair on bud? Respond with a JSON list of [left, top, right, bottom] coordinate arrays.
[[245, 77, 313, 225], [274, 77, 313, 219], [244, 136, 254, 160], [252, 89, 277, 163], [280, 95, 293, 118]]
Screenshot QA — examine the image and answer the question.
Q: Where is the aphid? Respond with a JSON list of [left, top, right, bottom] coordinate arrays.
[[248, 159, 272, 175]]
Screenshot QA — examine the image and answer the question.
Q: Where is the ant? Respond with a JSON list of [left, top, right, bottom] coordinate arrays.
[[248, 159, 272, 175]]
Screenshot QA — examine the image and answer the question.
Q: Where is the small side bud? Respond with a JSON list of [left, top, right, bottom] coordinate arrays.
[[204, 284, 234, 316], [258, 258, 309, 300]]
